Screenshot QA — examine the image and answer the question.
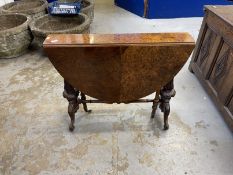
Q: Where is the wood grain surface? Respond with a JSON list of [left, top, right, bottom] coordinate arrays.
[[44, 33, 195, 103], [189, 6, 233, 131]]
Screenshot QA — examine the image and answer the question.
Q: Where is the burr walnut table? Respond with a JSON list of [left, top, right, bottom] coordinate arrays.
[[43, 33, 195, 131], [189, 6, 233, 131]]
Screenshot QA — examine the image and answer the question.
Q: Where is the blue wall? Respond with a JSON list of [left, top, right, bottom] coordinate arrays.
[[46, 0, 57, 3], [115, 0, 233, 18], [115, 0, 145, 17]]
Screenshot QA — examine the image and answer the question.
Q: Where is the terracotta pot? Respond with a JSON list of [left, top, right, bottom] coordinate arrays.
[[0, 13, 32, 58], [29, 13, 90, 46], [1, 0, 48, 19]]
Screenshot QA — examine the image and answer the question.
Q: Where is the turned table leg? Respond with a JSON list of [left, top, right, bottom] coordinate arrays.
[[151, 91, 160, 119], [159, 79, 176, 130], [63, 80, 79, 131], [81, 92, 92, 113]]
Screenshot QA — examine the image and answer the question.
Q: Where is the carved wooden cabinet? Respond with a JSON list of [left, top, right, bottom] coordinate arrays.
[[189, 5, 233, 131]]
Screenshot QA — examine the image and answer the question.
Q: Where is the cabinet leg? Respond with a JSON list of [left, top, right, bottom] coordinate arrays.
[[63, 80, 79, 131], [160, 79, 176, 130], [188, 64, 194, 73]]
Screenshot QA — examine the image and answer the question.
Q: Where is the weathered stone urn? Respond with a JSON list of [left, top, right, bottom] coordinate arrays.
[[58, 0, 94, 22], [80, 0, 94, 22], [29, 13, 91, 46], [0, 14, 32, 58], [1, 0, 48, 19]]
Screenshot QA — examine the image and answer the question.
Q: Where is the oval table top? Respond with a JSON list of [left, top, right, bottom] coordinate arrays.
[[44, 33, 195, 103], [43, 33, 195, 46]]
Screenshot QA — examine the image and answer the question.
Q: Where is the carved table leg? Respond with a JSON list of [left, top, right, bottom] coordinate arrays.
[[63, 80, 79, 131], [159, 79, 176, 130], [151, 92, 160, 119], [81, 92, 92, 113]]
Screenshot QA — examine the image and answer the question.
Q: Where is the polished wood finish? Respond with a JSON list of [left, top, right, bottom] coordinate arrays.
[[44, 33, 194, 46], [44, 33, 195, 131], [44, 33, 194, 103], [189, 6, 233, 131]]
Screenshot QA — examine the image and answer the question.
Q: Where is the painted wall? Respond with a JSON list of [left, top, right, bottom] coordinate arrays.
[[115, 0, 233, 18], [115, 0, 145, 17], [148, 0, 233, 18]]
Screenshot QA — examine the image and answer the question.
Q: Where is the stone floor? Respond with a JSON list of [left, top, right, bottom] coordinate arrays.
[[0, 1, 233, 175]]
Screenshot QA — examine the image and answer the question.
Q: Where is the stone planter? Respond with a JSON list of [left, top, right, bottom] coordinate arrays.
[[58, 0, 94, 22], [81, 0, 94, 22], [0, 14, 32, 59], [30, 13, 91, 47], [1, 0, 48, 19]]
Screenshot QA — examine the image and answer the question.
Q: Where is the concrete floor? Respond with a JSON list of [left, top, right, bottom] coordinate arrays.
[[1, 1, 233, 175]]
